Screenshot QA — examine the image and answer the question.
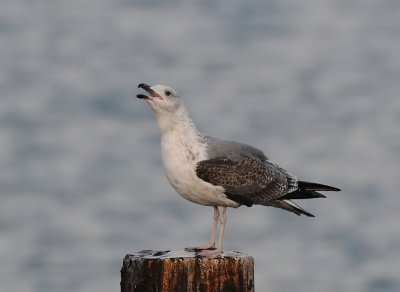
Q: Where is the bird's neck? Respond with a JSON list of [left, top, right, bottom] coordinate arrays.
[[155, 105, 203, 141]]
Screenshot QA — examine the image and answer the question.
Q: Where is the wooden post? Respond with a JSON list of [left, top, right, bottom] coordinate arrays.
[[121, 249, 254, 292]]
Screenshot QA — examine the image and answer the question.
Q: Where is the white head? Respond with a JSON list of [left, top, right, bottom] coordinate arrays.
[[137, 83, 182, 114], [137, 83, 195, 133]]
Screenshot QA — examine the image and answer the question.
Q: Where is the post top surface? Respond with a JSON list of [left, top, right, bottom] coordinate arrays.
[[125, 249, 253, 261]]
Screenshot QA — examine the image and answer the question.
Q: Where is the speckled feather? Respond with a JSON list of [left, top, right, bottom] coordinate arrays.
[[196, 157, 291, 206]]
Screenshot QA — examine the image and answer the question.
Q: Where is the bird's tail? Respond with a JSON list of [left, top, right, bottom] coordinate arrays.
[[268, 181, 341, 217], [265, 199, 316, 217], [280, 180, 340, 200]]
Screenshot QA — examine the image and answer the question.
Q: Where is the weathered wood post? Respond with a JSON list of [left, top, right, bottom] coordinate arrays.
[[121, 249, 254, 292]]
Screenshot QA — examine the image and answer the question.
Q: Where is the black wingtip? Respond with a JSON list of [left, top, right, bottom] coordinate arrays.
[[298, 181, 341, 192], [296, 207, 315, 217], [280, 190, 327, 200], [290, 201, 316, 217]]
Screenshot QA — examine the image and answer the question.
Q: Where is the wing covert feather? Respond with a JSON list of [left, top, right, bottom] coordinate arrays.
[[196, 158, 290, 204]]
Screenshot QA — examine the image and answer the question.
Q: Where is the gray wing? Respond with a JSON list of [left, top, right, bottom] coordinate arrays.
[[196, 157, 291, 206], [204, 136, 268, 163]]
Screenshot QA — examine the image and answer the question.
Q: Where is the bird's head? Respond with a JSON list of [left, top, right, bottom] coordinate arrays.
[[137, 83, 182, 114]]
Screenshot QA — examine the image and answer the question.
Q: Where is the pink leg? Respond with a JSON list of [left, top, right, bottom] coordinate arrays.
[[197, 207, 227, 258], [186, 207, 220, 251]]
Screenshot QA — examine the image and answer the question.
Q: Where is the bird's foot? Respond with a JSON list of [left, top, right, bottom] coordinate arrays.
[[185, 243, 216, 252], [196, 248, 223, 258]]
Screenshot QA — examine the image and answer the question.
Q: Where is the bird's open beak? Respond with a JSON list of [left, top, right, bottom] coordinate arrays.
[[137, 83, 163, 100]]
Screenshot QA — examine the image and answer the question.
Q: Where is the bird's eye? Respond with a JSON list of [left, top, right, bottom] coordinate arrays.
[[165, 90, 171, 96]]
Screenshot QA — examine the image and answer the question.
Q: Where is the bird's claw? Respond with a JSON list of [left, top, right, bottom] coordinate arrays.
[[185, 243, 216, 252], [196, 248, 223, 258]]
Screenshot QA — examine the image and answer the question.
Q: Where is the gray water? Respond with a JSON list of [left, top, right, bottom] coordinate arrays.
[[1, 1, 400, 291]]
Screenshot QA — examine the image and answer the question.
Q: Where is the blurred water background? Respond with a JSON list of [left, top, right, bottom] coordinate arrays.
[[1, 0, 400, 291]]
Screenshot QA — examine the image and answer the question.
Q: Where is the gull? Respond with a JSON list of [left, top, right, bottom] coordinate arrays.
[[136, 83, 340, 257]]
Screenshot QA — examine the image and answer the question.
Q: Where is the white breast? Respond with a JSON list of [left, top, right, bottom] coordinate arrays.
[[160, 132, 239, 207]]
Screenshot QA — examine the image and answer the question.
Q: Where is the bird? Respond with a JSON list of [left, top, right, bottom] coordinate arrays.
[[136, 83, 340, 258]]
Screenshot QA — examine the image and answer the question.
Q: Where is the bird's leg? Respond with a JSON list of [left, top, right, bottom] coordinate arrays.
[[186, 207, 219, 251], [202, 206, 220, 249], [197, 207, 227, 258], [216, 206, 227, 253]]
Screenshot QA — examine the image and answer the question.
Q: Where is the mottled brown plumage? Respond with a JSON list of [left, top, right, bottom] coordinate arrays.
[[196, 158, 290, 205], [195, 155, 340, 217]]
